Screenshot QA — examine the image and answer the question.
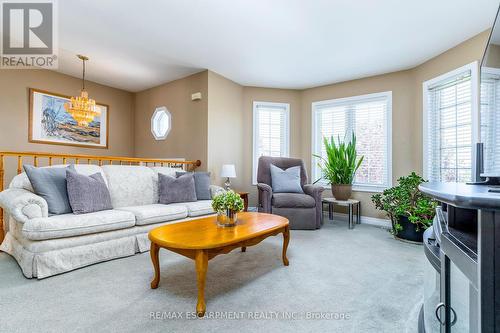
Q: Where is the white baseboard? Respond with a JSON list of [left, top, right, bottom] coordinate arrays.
[[325, 212, 391, 229], [248, 207, 390, 229]]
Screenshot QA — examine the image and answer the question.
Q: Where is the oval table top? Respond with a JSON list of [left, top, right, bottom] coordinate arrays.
[[148, 212, 289, 250]]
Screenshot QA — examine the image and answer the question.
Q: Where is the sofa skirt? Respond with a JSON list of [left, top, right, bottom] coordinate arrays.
[[0, 214, 216, 279], [1, 231, 138, 279]]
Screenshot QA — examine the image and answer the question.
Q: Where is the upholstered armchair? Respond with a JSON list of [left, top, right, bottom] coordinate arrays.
[[257, 156, 324, 230]]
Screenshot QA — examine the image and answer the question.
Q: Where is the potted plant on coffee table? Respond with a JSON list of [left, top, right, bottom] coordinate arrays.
[[212, 190, 245, 227], [313, 133, 364, 200], [371, 172, 437, 242]]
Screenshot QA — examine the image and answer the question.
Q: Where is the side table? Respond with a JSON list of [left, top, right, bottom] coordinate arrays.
[[322, 198, 361, 229], [237, 191, 249, 212]]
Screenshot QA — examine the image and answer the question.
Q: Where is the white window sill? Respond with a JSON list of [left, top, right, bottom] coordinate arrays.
[[252, 183, 389, 193], [319, 184, 389, 193]]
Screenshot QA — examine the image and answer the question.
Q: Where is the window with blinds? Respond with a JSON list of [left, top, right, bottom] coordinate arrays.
[[481, 69, 500, 175], [252, 101, 290, 184], [312, 92, 392, 191], [424, 63, 477, 183]]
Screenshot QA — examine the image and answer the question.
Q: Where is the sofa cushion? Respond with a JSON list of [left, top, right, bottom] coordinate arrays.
[[158, 173, 197, 204], [117, 204, 188, 226], [179, 200, 214, 217], [101, 165, 156, 208], [176, 171, 211, 200], [24, 165, 75, 215], [150, 166, 185, 202], [10, 164, 108, 192], [272, 193, 315, 208], [66, 170, 112, 214], [22, 209, 136, 240], [9, 216, 138, 254]]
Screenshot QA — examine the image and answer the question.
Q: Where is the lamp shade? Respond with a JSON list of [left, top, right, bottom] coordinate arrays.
[[220, 164, 236, 178]]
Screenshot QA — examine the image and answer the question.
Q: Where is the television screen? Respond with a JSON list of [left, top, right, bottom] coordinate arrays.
[[480, 10, 500, 178]]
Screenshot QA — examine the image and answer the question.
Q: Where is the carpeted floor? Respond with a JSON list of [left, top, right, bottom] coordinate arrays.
[[0, 218, 425, 333]]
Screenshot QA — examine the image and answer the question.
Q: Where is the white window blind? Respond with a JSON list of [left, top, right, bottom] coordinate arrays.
[[481, 69, 500, 175], [425, 68, 474, 183], [252, 101, 290, 184], [312, 92, 392, 191]]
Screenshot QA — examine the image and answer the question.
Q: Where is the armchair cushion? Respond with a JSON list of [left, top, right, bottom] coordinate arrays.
[[0, 188, 48, 223], [272, 193, 316, 208], [270, 164, 303, 193]]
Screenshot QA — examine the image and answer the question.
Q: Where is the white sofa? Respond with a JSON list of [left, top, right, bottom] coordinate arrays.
[[0, 164, 219, 279]]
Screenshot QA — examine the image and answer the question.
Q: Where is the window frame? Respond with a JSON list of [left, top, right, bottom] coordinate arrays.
[[422, 61, 479, 182], [151, 106, 172, 140], [252, 101, 290, 185], [311, 91, 393, 193]]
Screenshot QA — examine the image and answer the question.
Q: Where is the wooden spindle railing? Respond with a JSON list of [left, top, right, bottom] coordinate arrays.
[[0, 151, 202, 243]]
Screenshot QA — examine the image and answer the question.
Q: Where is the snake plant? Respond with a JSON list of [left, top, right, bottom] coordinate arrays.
[[313, 133, 364, 185]]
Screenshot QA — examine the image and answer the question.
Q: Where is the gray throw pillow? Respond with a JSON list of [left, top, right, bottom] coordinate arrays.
[[176, 171, 211, 200], [24, 165, 75, 215], [270, 164, 304, 193], [159, 173, 197, 204], [66, 169, 112, 214]]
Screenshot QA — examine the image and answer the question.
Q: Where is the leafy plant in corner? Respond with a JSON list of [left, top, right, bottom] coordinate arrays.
[[371, 172, 437, 237], [212, 190, 244, 214], [313, 132, 364, 185]]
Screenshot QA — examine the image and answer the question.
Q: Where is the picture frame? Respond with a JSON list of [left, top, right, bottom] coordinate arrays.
[[29, 88, 109, 149]]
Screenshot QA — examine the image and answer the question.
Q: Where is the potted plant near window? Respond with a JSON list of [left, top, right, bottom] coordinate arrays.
[[212, 190, 245, 227], [371, 172, 437, 242], [313, 133, 364, 200]]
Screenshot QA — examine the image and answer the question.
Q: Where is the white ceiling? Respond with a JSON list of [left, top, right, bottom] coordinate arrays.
[[56, 0, 500, 92]]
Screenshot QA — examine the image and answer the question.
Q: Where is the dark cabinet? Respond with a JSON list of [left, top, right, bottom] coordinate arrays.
[[419, 183, 500, 333]]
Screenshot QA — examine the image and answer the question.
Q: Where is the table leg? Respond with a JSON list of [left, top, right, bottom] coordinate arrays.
[[244, 195, 249, 212], [150, 242, 160, 289], [348, 205, 353, 229], [241, 246, 246, 252], [282, 226, 290, 266], [329, 203, 333, 220], [357, 203, 361, 224], [195, 250, 208, 317]]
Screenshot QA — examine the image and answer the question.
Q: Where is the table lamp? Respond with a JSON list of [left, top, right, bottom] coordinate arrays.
[[220, 164, 236, 190]]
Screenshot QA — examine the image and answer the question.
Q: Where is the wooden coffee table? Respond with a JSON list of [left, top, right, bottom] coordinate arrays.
[[148, 212, 290, 317]]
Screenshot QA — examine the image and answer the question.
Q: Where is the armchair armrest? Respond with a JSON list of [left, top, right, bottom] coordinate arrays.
[[0, 188, 48, 224], [257, 183, 273, 213], [303, 184, 324, 199], [303, 184, 325, 228]]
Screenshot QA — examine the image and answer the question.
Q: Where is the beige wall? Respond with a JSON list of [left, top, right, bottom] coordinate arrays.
[[1, 31, 491, 221], [133, 71, 209, 169], [484, 43, 500, 68], [0, 69, 135, 156], [242, 87, 302, 205], [0, 69, 135, 185], [207, 71, 244, 187]]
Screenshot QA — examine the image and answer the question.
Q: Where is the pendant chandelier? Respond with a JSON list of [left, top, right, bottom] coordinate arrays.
[[64, 55, 99, 127]]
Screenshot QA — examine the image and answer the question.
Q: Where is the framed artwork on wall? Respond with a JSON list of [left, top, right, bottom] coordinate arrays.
[[29, 88, 109, 148]]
